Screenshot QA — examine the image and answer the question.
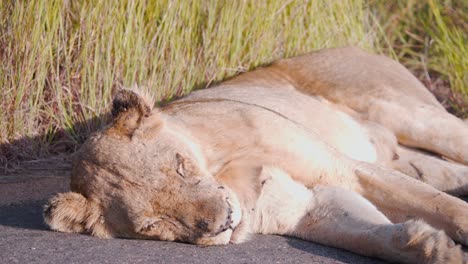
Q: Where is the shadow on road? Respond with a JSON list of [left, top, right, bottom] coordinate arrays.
[[0, 200, 48, 230], [286, 237, 386, 264]]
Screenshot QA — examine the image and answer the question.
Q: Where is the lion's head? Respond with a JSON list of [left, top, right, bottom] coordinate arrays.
[[44, 88, 242, 245]]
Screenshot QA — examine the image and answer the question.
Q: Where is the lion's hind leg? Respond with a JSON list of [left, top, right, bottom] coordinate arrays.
[[368, 100, 468, 166], [393, 146, 468, 196], [291, 186, 462, 264]]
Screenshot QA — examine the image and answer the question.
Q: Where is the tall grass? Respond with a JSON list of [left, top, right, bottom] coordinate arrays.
[[370, 0, 467, 114], [0, 0, 466, 166], [0, 0, 372, 164]]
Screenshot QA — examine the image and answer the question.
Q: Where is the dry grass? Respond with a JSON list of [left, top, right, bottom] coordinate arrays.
[[0, 0, 466, 166], [370, 0, 467, 116]]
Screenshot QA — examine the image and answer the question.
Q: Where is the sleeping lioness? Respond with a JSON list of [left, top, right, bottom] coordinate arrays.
[[44, 47, 468, 264]]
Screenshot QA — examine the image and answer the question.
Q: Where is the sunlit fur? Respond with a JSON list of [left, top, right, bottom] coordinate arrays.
[[45, 47, 467, 264]]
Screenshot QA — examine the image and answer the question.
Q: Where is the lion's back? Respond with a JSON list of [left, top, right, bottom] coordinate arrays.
[[182, 85, 379, 163]]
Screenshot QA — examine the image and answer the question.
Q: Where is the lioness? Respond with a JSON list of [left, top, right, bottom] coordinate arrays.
[[44, 47, 468, 264]]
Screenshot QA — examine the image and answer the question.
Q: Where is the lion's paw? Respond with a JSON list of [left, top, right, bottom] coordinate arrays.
[[393, 220, 463, 264]]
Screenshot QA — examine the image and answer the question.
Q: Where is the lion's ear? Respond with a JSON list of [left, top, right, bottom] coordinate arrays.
[[43, 192, 108, 237], [111, 87, 162, 138]]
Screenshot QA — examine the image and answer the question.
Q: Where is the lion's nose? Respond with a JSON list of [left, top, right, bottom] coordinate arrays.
[[196, 220, 210, 232]]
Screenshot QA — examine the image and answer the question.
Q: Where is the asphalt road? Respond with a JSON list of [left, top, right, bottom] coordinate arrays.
[[0, 158, 465, 264]]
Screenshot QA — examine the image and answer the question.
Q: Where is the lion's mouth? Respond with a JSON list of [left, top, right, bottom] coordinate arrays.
[[214, 206, 235, 236], [209, 191, 242, 236], [224, 190, 242, 229]]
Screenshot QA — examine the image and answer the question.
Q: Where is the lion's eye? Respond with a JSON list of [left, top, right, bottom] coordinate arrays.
[[176, 167, 186, 178], [176, 153, 187, 178], [140, 217, 162, 232]]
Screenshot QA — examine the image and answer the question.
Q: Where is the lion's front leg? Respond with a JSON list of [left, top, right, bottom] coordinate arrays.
[[255, 167, 463, 264], [290, 186, 463, 264]]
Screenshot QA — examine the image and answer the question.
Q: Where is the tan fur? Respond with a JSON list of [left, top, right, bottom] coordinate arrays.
[[45, 47, 468, 264], [392, 146, 468, 196]]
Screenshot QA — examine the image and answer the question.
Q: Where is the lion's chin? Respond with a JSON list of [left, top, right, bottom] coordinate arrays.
[[195, 228, 233, 246]]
